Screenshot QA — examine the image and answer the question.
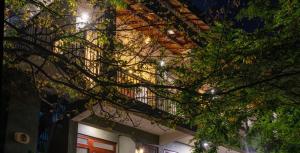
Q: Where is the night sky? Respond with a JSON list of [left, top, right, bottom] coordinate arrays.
[[186, 0, 263, 32]]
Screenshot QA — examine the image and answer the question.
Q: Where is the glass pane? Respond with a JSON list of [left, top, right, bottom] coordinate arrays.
[[77, 147, 88, 153], [77, 138, 88, 145], [93, 142, 114, 151]]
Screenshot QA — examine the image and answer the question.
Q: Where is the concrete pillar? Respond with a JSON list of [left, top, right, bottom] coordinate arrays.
[[67, 120, 78, 153], [119, 136, 136, 153]]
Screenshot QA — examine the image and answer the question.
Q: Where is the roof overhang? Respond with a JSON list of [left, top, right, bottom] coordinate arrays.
[[72, 103, 195, 146], [117, 0, 209, 54]]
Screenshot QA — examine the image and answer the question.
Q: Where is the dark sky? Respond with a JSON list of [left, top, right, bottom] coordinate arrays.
[[186, 0, 263, 32]]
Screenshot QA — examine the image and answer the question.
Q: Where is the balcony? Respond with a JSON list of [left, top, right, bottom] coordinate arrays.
[[9, 16, 179, 116], [117, 71, 177, 115]]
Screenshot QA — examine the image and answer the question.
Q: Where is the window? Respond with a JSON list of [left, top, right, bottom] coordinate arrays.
[[77, 147, 89, 153], [77, 134, 116, 153]]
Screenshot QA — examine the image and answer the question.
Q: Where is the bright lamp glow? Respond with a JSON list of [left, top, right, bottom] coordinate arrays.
[[135, 148, 144, 153], [144, 37, 151, 44], [76, 12, 90, 29], [160, 60, 165, 66], [202, 141, 210, 149], [139, 148, 144, 153], [210, 89, 215, 94], [203, 142, 209, 148], [167, 29, 175, 35]]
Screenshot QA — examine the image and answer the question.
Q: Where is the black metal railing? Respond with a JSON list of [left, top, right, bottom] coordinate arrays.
[[117, 71, 177, 115]]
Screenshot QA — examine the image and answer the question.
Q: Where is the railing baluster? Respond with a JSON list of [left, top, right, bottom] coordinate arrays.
[[116, 71, 177, 115]]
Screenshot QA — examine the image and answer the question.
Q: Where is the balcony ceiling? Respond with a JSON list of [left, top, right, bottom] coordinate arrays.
[[117, 0, 209, 54]]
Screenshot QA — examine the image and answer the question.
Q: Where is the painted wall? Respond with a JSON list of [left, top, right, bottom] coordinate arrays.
[[78, 123, 119, 143], [83, 116, 159, 144], [160, 142, 241, 153], [119, 136, 136, 153], [160, 141, 193, 153], [217, 146, 240, 153]]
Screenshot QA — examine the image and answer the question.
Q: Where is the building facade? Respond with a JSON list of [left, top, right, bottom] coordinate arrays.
[[3, 0, 240, 153]]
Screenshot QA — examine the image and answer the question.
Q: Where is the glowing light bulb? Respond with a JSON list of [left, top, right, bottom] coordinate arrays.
[[160, 60, 165, 66], [139, 148, 144, 153], [135, 148, 144, 153], [144, 37, 151, 44], [210, 89, 215, 94], [167, 29, 175, 35], [203, 142, 209, 148], [76, 12, 90, 29]]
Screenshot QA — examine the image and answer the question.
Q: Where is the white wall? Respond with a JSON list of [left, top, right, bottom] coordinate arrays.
[[217, 146, 240, 153], [161, 141, 193, 153], [78, 123, 118, 142], [119, 136, 136, 153]]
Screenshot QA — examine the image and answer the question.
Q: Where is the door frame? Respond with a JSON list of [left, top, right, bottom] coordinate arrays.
[[77, 134, 116, 153]]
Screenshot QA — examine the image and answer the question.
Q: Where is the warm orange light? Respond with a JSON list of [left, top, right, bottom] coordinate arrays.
[[144, 37, 151, 44], [135, 148, 144, 153]]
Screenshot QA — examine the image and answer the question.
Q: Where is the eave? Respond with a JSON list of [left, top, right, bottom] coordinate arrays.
[[117, 0, 209, 54]]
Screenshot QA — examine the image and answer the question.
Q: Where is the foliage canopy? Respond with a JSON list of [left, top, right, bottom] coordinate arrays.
[[3, 0, 300, 152]]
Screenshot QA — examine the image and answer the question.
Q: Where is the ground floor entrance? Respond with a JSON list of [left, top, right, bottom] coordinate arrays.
[[77, 134, 116, 153]]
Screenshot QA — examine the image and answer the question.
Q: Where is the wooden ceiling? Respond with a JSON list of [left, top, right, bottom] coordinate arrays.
[[116, 0, 209, 54], [166, 0, 210, 31]]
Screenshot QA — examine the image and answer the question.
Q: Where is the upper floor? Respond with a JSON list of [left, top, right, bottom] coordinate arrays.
[[5, 0, 209, 121]]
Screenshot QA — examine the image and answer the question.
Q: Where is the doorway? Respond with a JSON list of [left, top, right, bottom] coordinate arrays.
[[77, 134, 116, 153]]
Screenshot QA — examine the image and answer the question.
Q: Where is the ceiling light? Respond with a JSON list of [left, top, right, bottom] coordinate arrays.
[[135, 148, 144, 153], [144, 37, 151, 44], [128, 69, 133, 74], [139, 148, 144, 153], [167, 29, 175, 35]]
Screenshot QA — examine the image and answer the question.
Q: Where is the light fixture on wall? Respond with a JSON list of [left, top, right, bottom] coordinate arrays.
[[76, 12, 90, 29], [128, 69, 133, 74], [167, 29, 175, 35], [159, 60, 165, 67], [144, 37, 151, 44], [135, 147, 144, 153]]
